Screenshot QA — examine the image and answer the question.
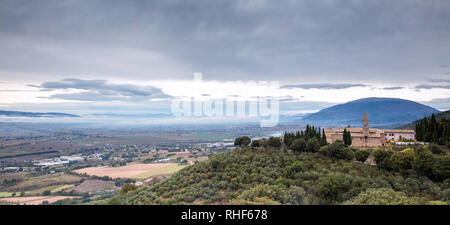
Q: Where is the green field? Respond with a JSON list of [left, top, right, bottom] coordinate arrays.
[[133, 164, 187, 179], [0, 192, 16, 197], [51, 184, 75, 193], [1, 173, 82, 193]]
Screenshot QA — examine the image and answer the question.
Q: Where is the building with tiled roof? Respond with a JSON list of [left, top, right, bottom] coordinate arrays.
[[325, 112, 415, 147]]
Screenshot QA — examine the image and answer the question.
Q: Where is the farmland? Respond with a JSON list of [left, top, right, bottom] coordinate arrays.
[[133, 164, 187, 179], [74, 163, 185, 179], [0, 123, 265, 204], [70, 179, 117, 193], [0, 173, 82, 193], [0, 196, 79, 205]]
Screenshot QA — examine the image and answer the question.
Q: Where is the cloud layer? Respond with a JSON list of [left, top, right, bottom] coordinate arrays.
[[281, 83, 366, 90], [0, 1, 449, 114], [33, 79, 171, 101], [1, 0, 450, 83]]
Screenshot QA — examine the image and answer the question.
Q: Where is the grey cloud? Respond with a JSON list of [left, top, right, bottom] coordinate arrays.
[[381, 86, 404, 90], [0, 90, 37, 92], [279, 96, 303, 102], [415, 84, 450, 89], [420, 98, 450, 110], [34, 78, 172, 101], [428, 78, 450, 83], [280, 100, 336, 112], [0, 0, 450, 83], [281, 83, 367, 90]]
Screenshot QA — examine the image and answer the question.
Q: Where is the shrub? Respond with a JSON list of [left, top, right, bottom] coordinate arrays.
[[432, 155, 450, 182], [319, 141, 354, 161], [373, 149, 393, 170], [290, 138, 306, 152], [306, 138, 321, 152], [429, 144, 446, 155], [120, 183, 138, 195], [234, 136, 251, 147], [355, 150, 371, 163], [412, 148, 436, 179], [107, 196, 122, 205], [390, 148, 415, 171], [343, 188, 418, 205], [267, 137, 282, 149], [316, 173, 353, 203], [251, 140, 261, 148], [232, 184, 284, 205], [233, 184, 305, 205]]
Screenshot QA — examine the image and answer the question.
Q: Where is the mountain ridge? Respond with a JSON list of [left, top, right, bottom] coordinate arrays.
[[300, 97, 439, 128]]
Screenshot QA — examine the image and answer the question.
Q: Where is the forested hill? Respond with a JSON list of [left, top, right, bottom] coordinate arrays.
[[115, 145, 450, 205], [301, 97, 439, 127], [398, 110, 450, 129]]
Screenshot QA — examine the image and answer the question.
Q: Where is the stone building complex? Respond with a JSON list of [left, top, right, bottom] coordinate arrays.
[[325, 112, 415, 147]]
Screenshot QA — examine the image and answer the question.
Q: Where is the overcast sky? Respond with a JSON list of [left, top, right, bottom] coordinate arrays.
[[0, 0, 449, 115]]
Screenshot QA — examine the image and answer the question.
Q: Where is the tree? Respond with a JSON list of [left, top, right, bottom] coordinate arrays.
[[234, 136, 251, 147], [373, 149, 394, 170], [283, 126, 327, 147], [355, 149, 371, 163], [306, 137, 320, 152], [343, 129, 348, 145], [290, 138, 306, 152], [319, 140, 354, 161], [316, 173, 353, 203], [429, 144, 445, 155], [346, 130, 352, 146], [107, 196, 122, 205], [415, 113, 450, 145], [432, 155, 450, 182], [42, 190, 51, 196], [321, 128, 328, 146], [343, 128, 352, 146], [412, 148, 436, 179], [343, 188, 418, 205], [390, 148, 415, 171], [251, 140, 261, 148], [283, 132, 295, 147], [267, 137, 282, 149], [120, 183, 138, 195]]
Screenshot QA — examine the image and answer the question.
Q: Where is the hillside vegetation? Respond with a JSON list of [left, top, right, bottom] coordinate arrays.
[[399, 110, 450, 130], [115, 143, 450, 205]]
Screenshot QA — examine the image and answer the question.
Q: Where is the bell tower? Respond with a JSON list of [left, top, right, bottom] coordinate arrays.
[[362, 112, 369, 143], [362, 112, 369, 129]]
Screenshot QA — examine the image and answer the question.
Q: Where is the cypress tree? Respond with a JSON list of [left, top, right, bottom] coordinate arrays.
[[343, 129, 348, 146], [347, 129, 352, 146], [321, 128, 327, 145]]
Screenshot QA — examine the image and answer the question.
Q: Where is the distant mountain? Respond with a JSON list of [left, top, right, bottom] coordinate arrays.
[[301, 97, 440, 128], [0, 110, 80, 118], [397, 110, 450, 129], [85, 113, 172, 118]]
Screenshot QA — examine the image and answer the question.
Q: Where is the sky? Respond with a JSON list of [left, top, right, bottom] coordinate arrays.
[[0, 0, 449, 118]]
